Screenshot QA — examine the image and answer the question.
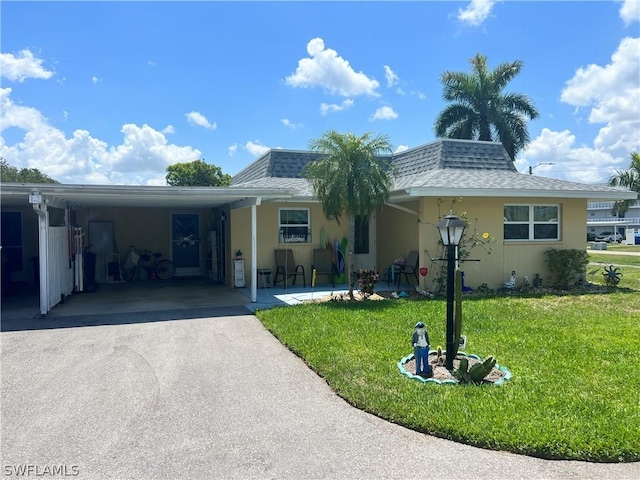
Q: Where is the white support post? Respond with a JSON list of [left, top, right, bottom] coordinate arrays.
[[250, 203, 258, 303], [31, 200, 49, 316]]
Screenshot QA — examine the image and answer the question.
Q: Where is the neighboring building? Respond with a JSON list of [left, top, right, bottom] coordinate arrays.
[[1, 138, 635, 315], [587, 199, 640, 241]]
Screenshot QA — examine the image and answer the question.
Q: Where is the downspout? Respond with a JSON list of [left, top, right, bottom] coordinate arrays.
[[29, 192, 49, 316], [250, 197, 261, 303]]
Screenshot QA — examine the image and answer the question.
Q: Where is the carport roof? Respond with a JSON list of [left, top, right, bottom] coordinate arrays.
[[0, 183, 297, 209]]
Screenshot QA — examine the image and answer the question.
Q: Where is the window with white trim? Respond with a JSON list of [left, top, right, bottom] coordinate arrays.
[[504, 204, 559, 241], [279, 208, 311, 243]]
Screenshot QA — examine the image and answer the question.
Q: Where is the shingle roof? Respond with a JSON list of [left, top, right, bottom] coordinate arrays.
[[230, 138, 633, 200], [231, 150, 322, 186], [397, 169, 624, 194], [391, 139, 515, 179]]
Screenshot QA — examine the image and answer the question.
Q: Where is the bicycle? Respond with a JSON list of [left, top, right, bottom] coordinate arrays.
[[124, 246, 176, 281]]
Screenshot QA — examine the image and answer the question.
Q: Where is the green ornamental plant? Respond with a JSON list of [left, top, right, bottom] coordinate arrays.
[[544, 248, 589, 288], [453, 356, 497, 384], [356, 269, 379, 298], [452, 268, 463, 358]]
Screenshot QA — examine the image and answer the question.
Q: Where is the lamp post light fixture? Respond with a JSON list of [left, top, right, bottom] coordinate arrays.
[[528, 162, 555, 175], [436, 212, 468, 370]]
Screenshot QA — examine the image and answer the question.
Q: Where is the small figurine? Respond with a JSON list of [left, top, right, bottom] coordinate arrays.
[[461, 271, 473, 292], [504, 270, 516, 289], [412, 321, 432, 377], [533, 273, 542, 288]]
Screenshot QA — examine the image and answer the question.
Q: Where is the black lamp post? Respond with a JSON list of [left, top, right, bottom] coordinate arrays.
[[436, 212, 467, 370]]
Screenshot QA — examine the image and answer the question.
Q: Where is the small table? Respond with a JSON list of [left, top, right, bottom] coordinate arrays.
[[258, 269, 272, 288]]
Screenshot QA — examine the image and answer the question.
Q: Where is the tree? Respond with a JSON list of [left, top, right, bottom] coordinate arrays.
[[609, 152, 640, 195], [0, 158, 59, 183], [434, 53, 539, 161], [306, 130, 394, 299], [608, 151, 640, 216], [166, 159, 231, 186]]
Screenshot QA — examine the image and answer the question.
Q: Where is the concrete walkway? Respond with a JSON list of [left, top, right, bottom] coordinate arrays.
[[588, 249, 640, 256], [2, 312, 637, 479]]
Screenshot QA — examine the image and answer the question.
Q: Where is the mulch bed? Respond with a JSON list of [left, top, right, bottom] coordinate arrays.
[[402, 354, 506, 384]]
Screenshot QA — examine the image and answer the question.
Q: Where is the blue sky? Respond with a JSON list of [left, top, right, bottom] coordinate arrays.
[[1, 0, 639, 185]]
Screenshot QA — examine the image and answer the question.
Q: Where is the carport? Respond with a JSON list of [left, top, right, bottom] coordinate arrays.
[[1, 184, 296, 316]]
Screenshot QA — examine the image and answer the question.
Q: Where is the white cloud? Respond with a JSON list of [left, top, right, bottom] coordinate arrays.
[[519, 128, 625, 184], [383, 65, 399, 88], [457, 0, 496, 26], [320, 99, 354, 115], [228, 143, 238, 156], [92, 76, 99, 84], [395, 145, 409, 153], [281, 118, 303, 129], [0, 88, 201, 185], [0, 49, 54, 82], [285, 37, 379, 97], [162, 125, 175, 134], [185, 111, 217, 130], [620, 0, 640, 25], [560, 37, 640, 156], [370, 106, 398, 121], [245, 140, 269, 157]]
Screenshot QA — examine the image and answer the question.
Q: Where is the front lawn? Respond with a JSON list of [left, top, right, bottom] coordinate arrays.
[[256, 291, 640, 462]]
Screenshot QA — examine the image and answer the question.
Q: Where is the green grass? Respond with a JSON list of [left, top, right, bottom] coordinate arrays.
[[256, 290, 640, 462], [587, 253, 640, 290], [602, 244, 640, 253]]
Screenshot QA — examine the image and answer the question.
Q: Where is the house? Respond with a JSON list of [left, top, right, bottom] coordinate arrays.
[[229, 138, 635, 294], [1, 138, 635, 315]]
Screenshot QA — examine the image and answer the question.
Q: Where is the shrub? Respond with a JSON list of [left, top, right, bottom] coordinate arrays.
[[356, 269, 379, 298], [544, 248, 589, 288]]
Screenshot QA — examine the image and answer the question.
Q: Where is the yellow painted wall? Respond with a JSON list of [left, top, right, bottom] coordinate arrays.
[[376, 201, 419, 270], [230, 202, 348, 284], [415, 197, 588, 291], [81, 206, 212, 273]]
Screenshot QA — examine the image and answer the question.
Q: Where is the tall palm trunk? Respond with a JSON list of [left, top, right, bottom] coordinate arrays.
[[347, 214, 356, 300]]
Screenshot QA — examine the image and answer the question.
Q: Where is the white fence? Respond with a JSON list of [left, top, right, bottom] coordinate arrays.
[[46, 226, 74, 311]]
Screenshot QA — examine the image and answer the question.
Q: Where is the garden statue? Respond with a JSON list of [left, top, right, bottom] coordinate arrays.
[[533, 273, 542, 288], [460, 271, 473, 292], [504, 270, 516, 289], [412, 321, 432, 377]]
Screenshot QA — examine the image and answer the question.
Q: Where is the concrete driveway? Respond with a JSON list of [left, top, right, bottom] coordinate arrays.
[[2, 312, 638, 479]]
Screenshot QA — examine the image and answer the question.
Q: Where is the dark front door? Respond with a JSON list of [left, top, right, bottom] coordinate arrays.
[[171, 213, 201, 277]]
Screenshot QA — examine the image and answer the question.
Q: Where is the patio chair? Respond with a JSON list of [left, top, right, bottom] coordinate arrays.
[[274, 249, 306, 288], [397, 250, 419, 286], [312, 249, 336, 287]]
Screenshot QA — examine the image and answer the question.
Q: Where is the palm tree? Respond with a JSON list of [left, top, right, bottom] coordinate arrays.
[[306, 130, 394, 299], [434, 53, 539, 161], [608, 151, 640, 215], [609, 152, 640, 193]]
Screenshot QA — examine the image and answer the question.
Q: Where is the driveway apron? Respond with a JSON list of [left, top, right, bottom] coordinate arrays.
[[2, 313, 638, 479]]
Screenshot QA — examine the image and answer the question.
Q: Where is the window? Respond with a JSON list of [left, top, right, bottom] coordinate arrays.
[[354, 215, 369, 254], [279, 208, 311, 243], [504, 204, 559, 241]]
